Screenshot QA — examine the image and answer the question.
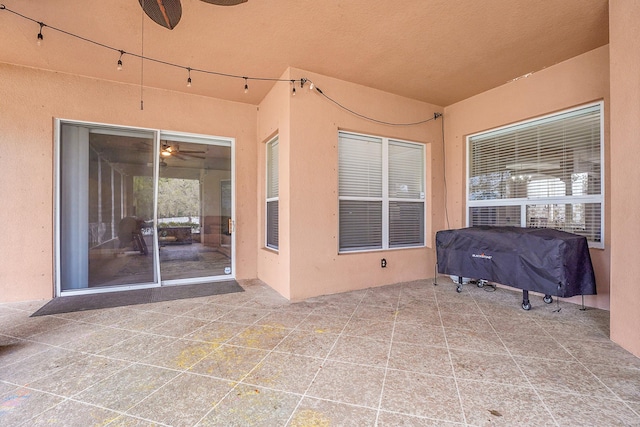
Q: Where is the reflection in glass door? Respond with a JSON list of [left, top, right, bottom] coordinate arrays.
[[57, 122, 234, 295], [157, 136, 233, 283], [58, 123, 158, 291]]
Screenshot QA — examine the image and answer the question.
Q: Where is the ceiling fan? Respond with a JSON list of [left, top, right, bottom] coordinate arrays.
[[161, 143, 206, 160], [139, 0, 248, 30]]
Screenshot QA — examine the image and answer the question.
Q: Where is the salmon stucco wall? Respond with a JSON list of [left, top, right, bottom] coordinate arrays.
[[443, 46, 611, 310], [257, 68, 444, 301], [609, 0, 640, 356], [256, 69, 292, 299], [0, 63, 258, 302]]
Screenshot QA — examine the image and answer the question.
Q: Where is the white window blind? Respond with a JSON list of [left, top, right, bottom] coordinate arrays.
[[339, 133, 382, 198], [389, 140, 425, 247], [339, 132, 425, 252], [266, 137, 279, 250], [467, 103, 603, 246]]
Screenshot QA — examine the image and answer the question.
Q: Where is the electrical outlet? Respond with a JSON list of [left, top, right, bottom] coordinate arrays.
[[381, 258, 387, 268]]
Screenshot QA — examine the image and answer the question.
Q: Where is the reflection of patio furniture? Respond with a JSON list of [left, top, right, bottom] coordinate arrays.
[[118, 217, 148, 255], [158, 226, 192, 246], [528, 217, 548, 228]]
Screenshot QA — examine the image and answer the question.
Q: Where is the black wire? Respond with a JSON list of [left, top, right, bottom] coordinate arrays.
[[0, 5, 292, 84], [314, 87, 437, 127], [441, 113, 450, 229], [1, 4, 441, 126]]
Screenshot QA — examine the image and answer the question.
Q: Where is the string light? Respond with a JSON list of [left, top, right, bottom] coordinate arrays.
[[291, 80, 296, 96], [116, 50, 124, 71], [36, 22, 44, 46], [0, 5, 441, 125]]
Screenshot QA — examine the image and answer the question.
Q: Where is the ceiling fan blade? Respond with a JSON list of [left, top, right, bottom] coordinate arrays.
[[139, 0, 182, 30], [178, 150, 206, 154], [200, 0, 248, 5], [171, 152, 206, 160]]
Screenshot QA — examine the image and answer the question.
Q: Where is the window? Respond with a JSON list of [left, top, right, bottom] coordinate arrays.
[[266, 136, 279, 250], [467, 102, 603, 247], [339, 131, 425, 252]]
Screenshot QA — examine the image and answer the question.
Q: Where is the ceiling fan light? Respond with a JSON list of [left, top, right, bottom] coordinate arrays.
[[161, 145, 173, 157]]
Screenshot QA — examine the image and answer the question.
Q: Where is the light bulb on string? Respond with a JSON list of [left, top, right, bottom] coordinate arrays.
[[117, 50, 124, 71], [243, 77, 249, 94], [36, 22, 44, 46], [186, 67, 192, 87], [309, 81, 314, 91]]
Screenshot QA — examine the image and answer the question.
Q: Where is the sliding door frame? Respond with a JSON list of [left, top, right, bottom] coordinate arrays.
[[54, 119, 235, 297]]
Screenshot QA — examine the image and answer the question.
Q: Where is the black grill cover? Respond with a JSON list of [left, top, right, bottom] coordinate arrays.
[[436, 226, 596, 297]]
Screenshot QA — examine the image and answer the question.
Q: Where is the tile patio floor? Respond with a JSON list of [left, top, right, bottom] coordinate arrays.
[[1, 278, 639, 426]]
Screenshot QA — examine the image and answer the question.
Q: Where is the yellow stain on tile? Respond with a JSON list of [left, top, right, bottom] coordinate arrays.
[[314, 329, 326, 334], [175, 342, 219, 369], [202, 346, 251, 378], [249, 360, 281, 386], [290, 409, 331, 427], [236, 324, 284, 348], [98, 417, 117, 426]]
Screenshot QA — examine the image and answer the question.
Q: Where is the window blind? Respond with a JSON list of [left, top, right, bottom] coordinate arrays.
[[339, 132, 425, 252], [389, 140, 425, 247], [267, 138, 279, 199], [266, 137, 279, 249], [266, 200, 279, 249], [467, 103, 603, 244], [339, 133, 382, 198], [389, 140, 424, 199]]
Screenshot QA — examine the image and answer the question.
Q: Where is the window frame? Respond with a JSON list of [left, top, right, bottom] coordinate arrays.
[[338, 131, 426, 253], [465, 102, 605, 249], [265, 135, 279, 250]]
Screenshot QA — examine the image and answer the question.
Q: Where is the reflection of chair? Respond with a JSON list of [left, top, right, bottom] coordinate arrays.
[[118, 217, 148, 255]]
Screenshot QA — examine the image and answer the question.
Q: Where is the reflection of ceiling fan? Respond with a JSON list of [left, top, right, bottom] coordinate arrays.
[[161, 143, 206, 160], [139, 0, 248, 30]]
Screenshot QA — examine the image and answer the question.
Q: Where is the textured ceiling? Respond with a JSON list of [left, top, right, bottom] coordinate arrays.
[[0, 0, 609, 106]]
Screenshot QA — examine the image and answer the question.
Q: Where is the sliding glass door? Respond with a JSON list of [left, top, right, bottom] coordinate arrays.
[[56, 121, 233, 295], [157, 135, 233, 284]]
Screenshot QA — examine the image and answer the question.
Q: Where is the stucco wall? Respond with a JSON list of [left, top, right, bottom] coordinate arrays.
[[443, 46, 611, 310], [257, 68, 444, 301], [609, 0, 640, 356], [256, 69, 292, 298], [0, 63, 258, 302]]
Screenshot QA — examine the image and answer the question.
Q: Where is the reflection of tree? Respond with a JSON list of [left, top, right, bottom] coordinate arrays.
[[133, 176, 154, 219], [133, 177, 200, 220], [158, 178, 199, 219], [469, 172, 510, 200]]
